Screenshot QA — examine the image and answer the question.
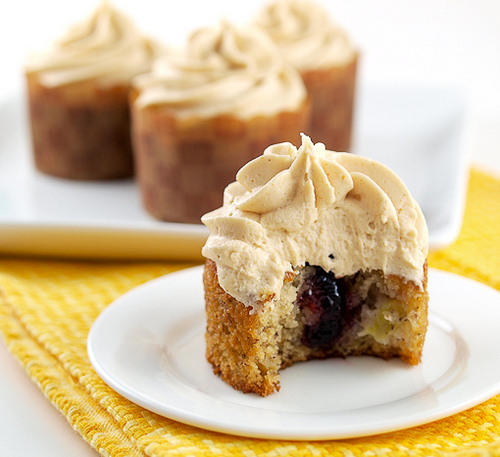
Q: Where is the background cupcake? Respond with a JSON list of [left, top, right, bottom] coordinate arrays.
[[25, 1, 160, 180], [255, 0, 358, 152], [131, 20, 310, 224]]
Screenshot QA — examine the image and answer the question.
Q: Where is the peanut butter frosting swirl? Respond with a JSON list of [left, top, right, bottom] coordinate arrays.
[[25, 2, 159, 87], [202, 135, 428, 309], [133, 20, 307, 118], [254, 0, 357, 71]]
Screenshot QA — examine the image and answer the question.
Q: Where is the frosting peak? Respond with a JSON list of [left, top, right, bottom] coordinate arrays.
[[234, 136, 353, 221], [202, 135, 428, 308], [25, 2, 159, 87], [133, 20, 306, 118], [255, 0, 357, 71]]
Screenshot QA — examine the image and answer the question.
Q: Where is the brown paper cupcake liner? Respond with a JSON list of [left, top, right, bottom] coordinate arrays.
[[301, 54, 358, 152], [131, 98, 311, 224], [26, 73, 134, 180]]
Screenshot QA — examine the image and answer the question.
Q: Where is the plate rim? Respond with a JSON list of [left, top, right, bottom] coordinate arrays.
[[0, 83, 467, 257]]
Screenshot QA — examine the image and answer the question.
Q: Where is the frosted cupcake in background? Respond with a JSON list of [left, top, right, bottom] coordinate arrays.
[[255, 0, 358, 151], [25, 2, 160, 180], [131, 20, 310, 224]]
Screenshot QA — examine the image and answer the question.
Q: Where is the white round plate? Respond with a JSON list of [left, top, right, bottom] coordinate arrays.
[[87, 267, 500, 440]]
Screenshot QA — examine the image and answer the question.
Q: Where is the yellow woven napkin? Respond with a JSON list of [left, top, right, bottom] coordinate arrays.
[[0, 168, 499, 457]]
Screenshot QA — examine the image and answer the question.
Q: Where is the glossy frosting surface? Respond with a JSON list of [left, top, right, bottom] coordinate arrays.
[[133, 20, 306, 118], [255, 0, 357, 71], [202, 135, 428, 308], [26, 2, 159, 87]]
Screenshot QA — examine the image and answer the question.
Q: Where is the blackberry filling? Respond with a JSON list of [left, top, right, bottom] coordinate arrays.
[[296, 266, 359, 348]]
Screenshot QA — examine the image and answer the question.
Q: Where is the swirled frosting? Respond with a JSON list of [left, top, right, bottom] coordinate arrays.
[[25, 2, 159, 87], [254, 0, 357, 71], [133, 20, 306, 119], [202, 135, 428, 309]]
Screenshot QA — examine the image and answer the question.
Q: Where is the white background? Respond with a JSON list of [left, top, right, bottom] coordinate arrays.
[[0, 1, 499, 455]]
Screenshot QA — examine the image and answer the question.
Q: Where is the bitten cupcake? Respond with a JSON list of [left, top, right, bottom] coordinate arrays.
[[255, 0, 358, 151], [25, 1, 160, 180], [130, 20, 310, 224], [202, 135, 429, 396]]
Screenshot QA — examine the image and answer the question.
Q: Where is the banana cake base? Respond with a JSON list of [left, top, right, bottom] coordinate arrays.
[[204, 259, 428, 397]]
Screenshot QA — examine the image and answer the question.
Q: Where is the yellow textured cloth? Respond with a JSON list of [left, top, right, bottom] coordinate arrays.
[[0, 168, 499, 457]]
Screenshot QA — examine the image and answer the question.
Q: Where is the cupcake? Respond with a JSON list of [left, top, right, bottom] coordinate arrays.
[[255, 0, 358, 151], [25, 1, 160, 180], [130, 20, 310, 224], [202, 135, 429, 396]]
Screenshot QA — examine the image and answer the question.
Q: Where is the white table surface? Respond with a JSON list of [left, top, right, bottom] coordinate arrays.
[[1, 0, 499, 455]]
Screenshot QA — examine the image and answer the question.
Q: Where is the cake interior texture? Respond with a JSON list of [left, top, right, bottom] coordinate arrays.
[[204, 259, 428, 397]]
